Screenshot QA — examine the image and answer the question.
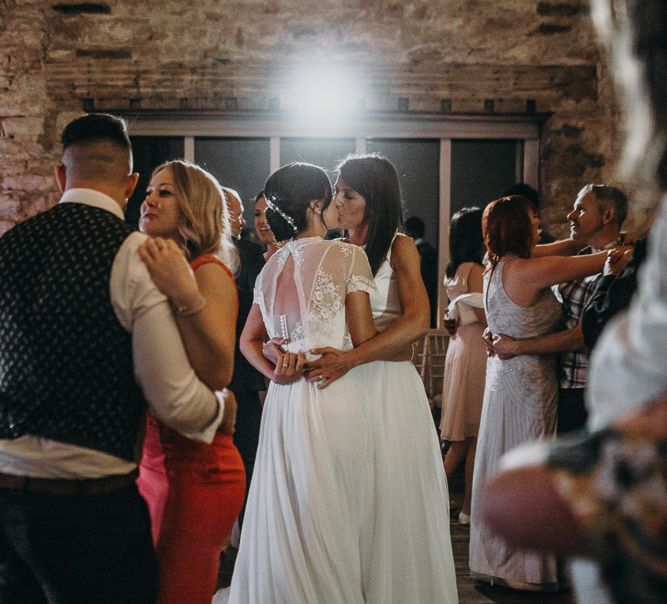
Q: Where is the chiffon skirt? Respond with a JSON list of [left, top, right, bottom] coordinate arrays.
[[225, 360, 458, 603], [440, 322, 487, 441]]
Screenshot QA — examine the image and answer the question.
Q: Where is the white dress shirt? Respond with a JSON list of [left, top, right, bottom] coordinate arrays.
[[0, 188, 224, 478]]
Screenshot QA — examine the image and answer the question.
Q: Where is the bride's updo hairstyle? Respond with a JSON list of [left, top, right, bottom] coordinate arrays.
[[482, 195, 533, 269], [263, 163, 332, 242], [336, 154, 403, 276]]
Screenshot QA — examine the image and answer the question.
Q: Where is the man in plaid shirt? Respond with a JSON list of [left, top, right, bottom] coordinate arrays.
[[490, 184, 628, 433]]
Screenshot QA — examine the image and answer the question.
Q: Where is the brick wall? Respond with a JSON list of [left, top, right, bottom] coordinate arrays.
[[0, 0, 644, 236]]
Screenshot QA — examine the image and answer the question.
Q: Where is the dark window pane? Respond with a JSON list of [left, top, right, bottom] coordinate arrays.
[[366, 139, 440, 247], [127, 136, 184, 229], [451, 140, 524, 216], [280, 138, 356, 176], [195, 138, 271, 230]]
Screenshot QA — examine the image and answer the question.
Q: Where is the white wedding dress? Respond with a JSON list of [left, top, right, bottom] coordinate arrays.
[[220, 235, 458, 603], [358, 234, 458, 603]]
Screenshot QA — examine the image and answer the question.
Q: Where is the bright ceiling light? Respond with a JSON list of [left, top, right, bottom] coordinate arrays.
[[286, 63, 362, 131]]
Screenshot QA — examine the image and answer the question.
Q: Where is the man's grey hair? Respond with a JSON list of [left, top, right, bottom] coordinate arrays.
[[579, 184, 629, 228]]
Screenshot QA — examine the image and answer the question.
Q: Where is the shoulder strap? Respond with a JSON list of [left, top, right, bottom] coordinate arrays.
[[190, 254, 236, 285]]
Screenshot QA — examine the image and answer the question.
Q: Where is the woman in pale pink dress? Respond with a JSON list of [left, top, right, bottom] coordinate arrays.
[[440, 207, 486, 524]]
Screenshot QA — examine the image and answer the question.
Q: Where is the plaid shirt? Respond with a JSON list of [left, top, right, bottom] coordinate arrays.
[[554, 239, 622, 388], [554, 272, 600, 389]]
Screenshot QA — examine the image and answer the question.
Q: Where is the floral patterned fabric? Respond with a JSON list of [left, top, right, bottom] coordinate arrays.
[[548, 420, 667, 604]]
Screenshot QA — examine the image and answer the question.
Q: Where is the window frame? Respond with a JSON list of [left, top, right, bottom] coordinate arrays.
[[126, 110, 545, 324]]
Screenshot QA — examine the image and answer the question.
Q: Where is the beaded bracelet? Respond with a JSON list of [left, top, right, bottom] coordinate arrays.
[[173, 296, 206, 316]]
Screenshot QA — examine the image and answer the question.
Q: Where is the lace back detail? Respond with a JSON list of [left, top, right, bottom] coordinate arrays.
[[254, 238, 376, 351]]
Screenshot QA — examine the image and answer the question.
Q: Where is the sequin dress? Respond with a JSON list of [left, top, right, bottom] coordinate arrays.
[[469, 256, 563, 590]]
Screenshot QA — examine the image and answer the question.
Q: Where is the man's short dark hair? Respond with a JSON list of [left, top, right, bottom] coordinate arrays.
[[405, 216, 425, 238], [61, 113, 130, 150]]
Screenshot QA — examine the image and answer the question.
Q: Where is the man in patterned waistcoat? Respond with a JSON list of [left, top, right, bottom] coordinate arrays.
[[0, 113, 227, 603]]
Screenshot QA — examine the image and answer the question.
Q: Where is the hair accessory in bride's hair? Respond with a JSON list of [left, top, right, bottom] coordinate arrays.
[[265, 194, 298, 234]]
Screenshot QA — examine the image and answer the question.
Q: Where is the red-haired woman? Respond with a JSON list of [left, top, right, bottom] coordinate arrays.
[[469, 195, 611, 592]]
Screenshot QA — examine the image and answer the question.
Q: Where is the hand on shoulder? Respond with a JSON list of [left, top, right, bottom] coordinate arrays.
[[138, 237, 201, 310]]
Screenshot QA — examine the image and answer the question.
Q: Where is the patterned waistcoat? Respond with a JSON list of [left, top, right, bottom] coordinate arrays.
[[0, 202, 147, 461]]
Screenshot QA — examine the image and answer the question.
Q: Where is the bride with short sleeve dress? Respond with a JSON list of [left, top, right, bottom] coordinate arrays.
[[226, 236, 381, 603]]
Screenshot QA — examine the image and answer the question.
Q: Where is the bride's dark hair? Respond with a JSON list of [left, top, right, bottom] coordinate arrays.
[[263, 163, 332, 242]]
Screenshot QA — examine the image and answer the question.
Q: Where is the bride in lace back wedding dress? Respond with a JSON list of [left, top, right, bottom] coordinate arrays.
[[224, 163, 408, 603]]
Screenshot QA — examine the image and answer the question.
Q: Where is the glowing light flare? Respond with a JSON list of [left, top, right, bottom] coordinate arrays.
[[285, 63, 364, 131]]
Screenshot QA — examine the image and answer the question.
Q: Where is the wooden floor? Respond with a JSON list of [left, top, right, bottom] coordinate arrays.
[[449, 518, 573, 604]]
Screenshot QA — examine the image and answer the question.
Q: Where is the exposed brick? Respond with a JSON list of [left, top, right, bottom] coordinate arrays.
[[536, 23, 573, 35], [0, 0, 627, 232]]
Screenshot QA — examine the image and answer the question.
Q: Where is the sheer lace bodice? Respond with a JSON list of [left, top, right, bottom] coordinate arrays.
[[253, 237, 376, 354]]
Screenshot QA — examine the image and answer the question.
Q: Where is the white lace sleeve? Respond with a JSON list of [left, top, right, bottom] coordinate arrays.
[[345, 245, 376, 295]]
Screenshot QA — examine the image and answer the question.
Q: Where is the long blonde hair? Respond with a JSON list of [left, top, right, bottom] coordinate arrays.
[[152, 160, 239, 274]]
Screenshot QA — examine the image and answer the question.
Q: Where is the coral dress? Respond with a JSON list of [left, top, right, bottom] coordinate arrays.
[[137, 255, 246, 604], [439, 262, 486, 441]]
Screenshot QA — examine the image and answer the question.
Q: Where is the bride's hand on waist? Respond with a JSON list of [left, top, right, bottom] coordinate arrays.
[[262, 337, 287, 364], [305, 347, 352, 389], [272, 350, 306, 385]]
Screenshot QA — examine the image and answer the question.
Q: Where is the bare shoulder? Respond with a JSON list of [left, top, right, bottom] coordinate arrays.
[[193, 261, 235, 292], [390, 233, 420, 268]]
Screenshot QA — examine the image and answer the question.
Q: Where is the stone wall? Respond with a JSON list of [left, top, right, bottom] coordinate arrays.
[[1, 0, 633, 236]]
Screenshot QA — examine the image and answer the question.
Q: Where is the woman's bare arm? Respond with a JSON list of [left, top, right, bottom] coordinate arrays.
[[504, 251, 608, 306], [345, 290, 377, 347], [173, 263, 238, 390], [343, 234, 429, 362]]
